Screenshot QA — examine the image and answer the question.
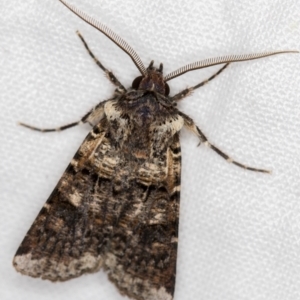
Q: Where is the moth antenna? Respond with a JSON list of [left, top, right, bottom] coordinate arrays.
[[59, 0, 147, 75], [164, 50, 298, 82]]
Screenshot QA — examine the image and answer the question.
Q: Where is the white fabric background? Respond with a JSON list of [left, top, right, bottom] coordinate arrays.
[[1, 0, 300, 299]]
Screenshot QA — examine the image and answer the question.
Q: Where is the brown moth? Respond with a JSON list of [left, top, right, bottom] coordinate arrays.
[[13, 0, 298, 299]]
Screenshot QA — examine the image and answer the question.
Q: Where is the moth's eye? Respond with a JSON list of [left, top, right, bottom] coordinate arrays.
[[165, 83, 170, 96], [132, 76, 143, 90]]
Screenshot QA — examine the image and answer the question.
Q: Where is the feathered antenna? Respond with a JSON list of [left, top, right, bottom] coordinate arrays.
[[164, 50, 298, 82], [58, 0, 147, 75]]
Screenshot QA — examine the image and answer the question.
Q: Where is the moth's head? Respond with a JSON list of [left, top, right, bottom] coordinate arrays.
[[131, 61, 170, 96]]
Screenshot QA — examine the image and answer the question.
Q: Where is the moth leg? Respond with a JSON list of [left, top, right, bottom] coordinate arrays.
[[181, 112, 270, 173], [171, 63, 229, 102], [76, 31, 126, 92], [19, 102, 106, 133]]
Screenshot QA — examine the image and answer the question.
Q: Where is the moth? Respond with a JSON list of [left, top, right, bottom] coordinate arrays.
[[13, 1, 298, 299]]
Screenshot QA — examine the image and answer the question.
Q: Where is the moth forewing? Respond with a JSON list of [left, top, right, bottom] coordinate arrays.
[[13, 0, 298, 300]]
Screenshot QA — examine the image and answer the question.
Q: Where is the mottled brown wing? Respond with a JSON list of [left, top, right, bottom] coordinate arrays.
[[105, 133, 181, 300], [13, 118, 113, 281], [13, 117, 181, 300]]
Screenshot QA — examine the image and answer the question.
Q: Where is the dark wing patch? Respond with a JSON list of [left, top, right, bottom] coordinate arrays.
[[13, 118, 112, 281], [105, 133, 181, 300]]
